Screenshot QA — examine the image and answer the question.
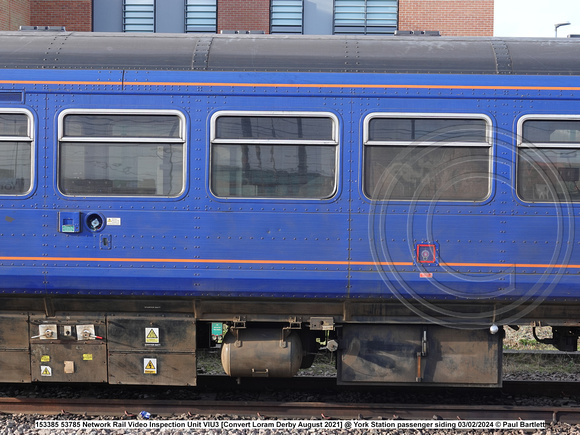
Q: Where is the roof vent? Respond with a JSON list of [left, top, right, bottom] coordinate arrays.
[[19, 26, 66, 31]]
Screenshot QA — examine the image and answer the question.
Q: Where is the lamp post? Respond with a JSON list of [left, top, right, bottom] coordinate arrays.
[[555, 22, 571, 37]]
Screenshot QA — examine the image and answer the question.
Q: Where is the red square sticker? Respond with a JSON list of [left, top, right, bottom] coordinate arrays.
[[417, 244, 437, 263]]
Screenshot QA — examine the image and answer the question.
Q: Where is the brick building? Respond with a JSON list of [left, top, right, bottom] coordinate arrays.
[[0, 0, 493, 37]]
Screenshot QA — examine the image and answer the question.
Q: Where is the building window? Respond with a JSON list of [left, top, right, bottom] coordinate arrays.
[[0, 111, 33, 195], [123, 0, 155, 33], [334, 0, 397, 34], [58, 111, 185, 197], [271, 0, 304, 34], [210, 112, 338, 199], [517, 116, 580, 202], [363, 114, 491, 201], [185, 0, 217, 33]]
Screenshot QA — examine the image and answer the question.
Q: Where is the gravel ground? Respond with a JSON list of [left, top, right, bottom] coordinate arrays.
[[1, 413, 575, 435]]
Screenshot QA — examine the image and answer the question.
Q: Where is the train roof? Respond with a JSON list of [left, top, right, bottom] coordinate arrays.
[[1, 31, 580, 75]]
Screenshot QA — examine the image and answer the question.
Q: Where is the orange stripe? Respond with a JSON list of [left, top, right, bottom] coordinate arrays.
[[444, 262, 580, 269], [2, 79, 580, 92], [0, 256, 410, 266], [125, 83, 580, 91], [0, 80, 123, 86], [1, 256, 579, 269]]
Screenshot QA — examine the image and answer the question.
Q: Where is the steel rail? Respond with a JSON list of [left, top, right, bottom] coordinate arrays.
[[0, 378, 578, 422], [0, 396, 577, 424]]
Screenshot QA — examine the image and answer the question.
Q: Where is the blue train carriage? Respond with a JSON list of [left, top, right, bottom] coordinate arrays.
[[0, 31, 578, 387]]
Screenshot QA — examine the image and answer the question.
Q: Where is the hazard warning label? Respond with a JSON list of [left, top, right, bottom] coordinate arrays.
[[40, 366, 52, 377], [145, 327, 159, 344], [143, 358, 157, 375]]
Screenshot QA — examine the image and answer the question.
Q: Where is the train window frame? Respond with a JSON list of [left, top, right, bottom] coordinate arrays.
[[57, 109, 186, 198], [209, 111, 339, 200], [517, 114, 580, 203], [0, 109, 34, 196], [362, 113, 493, 202]]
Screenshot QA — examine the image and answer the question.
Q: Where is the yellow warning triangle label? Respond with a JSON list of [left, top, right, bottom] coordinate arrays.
[[147, 329, 158, 339], [42, 367, 50, 375], [145, 360, 155, 370]]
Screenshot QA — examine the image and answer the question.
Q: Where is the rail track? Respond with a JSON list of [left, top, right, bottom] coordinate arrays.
[[0, 379, 579, 424], [0, 395, 578, 423]]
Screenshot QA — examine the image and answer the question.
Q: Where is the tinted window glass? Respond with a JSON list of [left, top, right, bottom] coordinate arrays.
[[211, 114, 337, 199], [59, 113, 185, 197], [364, 115, 490, 201], [0, 112, 32, 195], [216, 116, 333, 141], [212, 144, 335, 198], [0, 142, 31, 194], [0, 114, 29, 137], [523, 120, 580, 144], [60, 142, 183, 196], [63, 114, 180, 138], [365, 146, 489, 201], [368, 118, 487, 142], [518, 118, 580, 202]]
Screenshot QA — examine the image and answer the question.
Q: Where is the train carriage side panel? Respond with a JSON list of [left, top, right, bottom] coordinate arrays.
[[347, 72, 580, 328], [1, 33, 580, 386]]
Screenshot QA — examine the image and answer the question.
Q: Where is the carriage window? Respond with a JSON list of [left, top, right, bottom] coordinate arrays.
[[363, 115, 491, 201], [0, 112, 33, 195], [58, 112, 185, 197], [210, 113, 338, 199], [517, 117, 580, 202]]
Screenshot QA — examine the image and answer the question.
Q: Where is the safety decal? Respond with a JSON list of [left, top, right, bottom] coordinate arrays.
[[145, 327, 159, 344], [144, 358, 157, 375], [83, 354, 93, 361], [40, 355, 50, 362], [40, 366, 52, 377]]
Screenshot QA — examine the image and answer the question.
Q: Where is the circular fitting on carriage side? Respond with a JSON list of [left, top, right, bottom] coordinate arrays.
[[85, 213, 105, 232]]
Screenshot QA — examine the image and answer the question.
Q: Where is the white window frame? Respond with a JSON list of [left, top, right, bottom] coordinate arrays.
[[209, 110, 340, 200], [362, 112, 493, 202], [0, 109, 34, 196], [517, 114, 580, 203], [57, 109, 187, 198]]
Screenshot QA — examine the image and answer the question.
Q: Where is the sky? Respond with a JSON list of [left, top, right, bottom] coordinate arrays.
[[494, 0, 580, 37]]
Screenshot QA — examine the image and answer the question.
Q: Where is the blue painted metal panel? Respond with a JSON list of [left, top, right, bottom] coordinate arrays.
[[0, 65, 578, 308]]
